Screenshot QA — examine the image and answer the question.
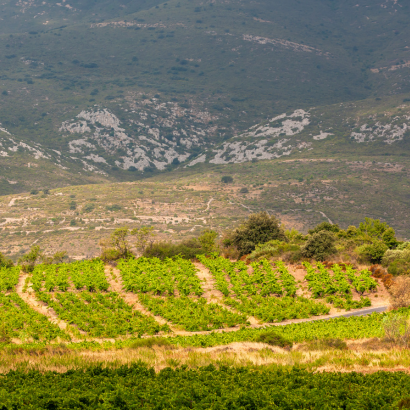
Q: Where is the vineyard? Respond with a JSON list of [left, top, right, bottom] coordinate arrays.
[[0, 267, 66, 342], [198, 256, 330, 322], [118, 257, 248, 331], [0, 364, 410, 409], [30, 260, 166, 338], [303, 262, 377, 310], [31, 260, 109, 292], [0, 256, 391, 343]]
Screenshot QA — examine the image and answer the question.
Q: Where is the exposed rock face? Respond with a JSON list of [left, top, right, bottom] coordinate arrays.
[[58, 100, 218, 172], [351, 116, 410, 144], [0, 126, 50, 160], [189, 110, 312, 166]]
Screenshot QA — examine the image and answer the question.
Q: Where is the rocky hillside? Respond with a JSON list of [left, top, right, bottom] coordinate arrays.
[[0, 0, 410, 191]]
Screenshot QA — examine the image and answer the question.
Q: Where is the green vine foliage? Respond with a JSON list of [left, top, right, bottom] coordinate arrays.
[[0, 364, 410, 408]]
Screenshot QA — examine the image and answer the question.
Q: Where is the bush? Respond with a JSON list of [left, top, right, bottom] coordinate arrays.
[[382, 314, 410, 347], [308, 222, 340, 235], [382, 249, 410, 275], [255, 331, 292, 348], [230, 212, 287, 257], [239, 187, 249, 194], [143, 238, 206, 260], [83, 204, 95, 213], [100, 248, 122, 263], [382, 227, 399, 249], [106, 204, 122, 212], [221, 176, 233, 183], [198, 230, 218, 255], [390, 277, 410, 309], [248, 240, 300, 261], [357, 240, 388, 264], [18, 245, 42, 273], [0, 252, 13, 268], [301, 231, 336, 261]]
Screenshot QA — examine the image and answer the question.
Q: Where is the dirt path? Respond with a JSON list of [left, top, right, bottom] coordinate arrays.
[[16, 274, 71, 333], [193, 262, 260, 325], [205, 198, 214, 211], [104, 266, 177, 331]]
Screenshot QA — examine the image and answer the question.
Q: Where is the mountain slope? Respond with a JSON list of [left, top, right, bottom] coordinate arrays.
[[1, 0, 410, 192]]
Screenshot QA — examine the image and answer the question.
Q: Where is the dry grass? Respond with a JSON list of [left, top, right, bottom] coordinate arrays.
[[1, 340, 410, 374], [390, 276, 410, 309]]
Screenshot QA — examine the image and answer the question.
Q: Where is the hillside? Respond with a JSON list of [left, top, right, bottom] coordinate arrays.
[[1, 0, 410, 192], [2, 142, 410, 260]]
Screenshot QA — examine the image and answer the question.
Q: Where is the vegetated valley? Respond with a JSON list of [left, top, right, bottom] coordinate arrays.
[[1, 0, 410, 408]]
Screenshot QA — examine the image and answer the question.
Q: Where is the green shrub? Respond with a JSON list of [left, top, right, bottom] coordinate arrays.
[[239, 187, 249, 193], [100, 248, 122, 262], [221, 176, 233, 183], [0, 252, 13, 268], [382, 227, 399, 249], [357, 240, 388, 264], [248, 240, 300, 261], [255, 331, 292, 348], [230, 212, 287, 257], [106, 204, 122, 212], [83, 204, 95, 213], [382, 249, 410, 275], [143, 238, 206, 260], [301, 231, 336, 261], [308, 222, 340, 235]]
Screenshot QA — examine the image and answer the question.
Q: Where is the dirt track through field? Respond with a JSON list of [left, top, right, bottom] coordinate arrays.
[[193, 262, 260, 325], [104, 266, 178, 332], [16, 273, 71, 333]]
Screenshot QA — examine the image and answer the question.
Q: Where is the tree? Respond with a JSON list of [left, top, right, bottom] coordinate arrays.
[[357, 240, 388, 264], [100, 227, 134, 260], [132, 226, 156, 254], [231, 212, 287, 256], [301, 231, 337, 261], [52, 251, 68, 264], [382, 227, 399, 249], [198, 230, 218, 255], [308, 221, 340, 235], [358, 217, 389, 237], [221, 176, 233, 184], [0, 252, 13, 268], [18, 246, 42, 272]]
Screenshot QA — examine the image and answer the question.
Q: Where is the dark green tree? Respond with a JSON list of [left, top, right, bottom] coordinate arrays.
[[231, 212, 287, 256], [308, 221, 340, 235], [301, 231, 337, 261]]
